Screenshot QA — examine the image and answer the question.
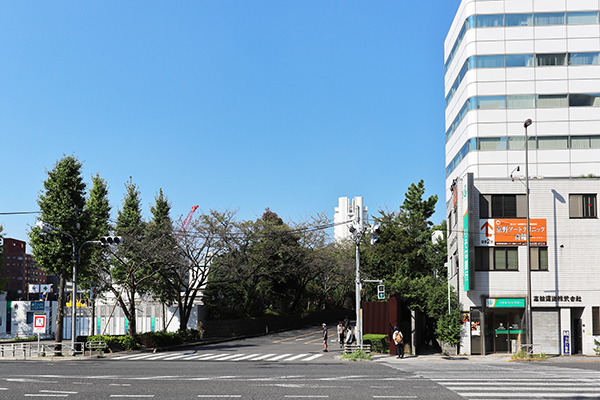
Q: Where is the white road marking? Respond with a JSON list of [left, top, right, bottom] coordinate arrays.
[[300, 354, 323, 361], [246, 353, 276, 360], [213, 354, 244, 361], [283, 354, 309, 361], [266, 354, 292, 361]]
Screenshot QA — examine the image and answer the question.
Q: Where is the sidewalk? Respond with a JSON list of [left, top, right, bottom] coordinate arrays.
[[372, 352, 600, 363]]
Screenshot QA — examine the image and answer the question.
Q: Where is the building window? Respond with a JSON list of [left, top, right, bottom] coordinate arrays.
[[570, 194, 597, 218], [505, 13, 532, 27], [492, 194, 517, 218], [530, 247, 548, 271], [534, 12, 565, 26], [567, 11, 599, 25], [480, 194, 526, 218], [477, 14, 504, 28], [506, 54, 534, 67], [593, 307, 600, 335], [475, 247, 518, 271], [536, 53, 567, 66], [537, 94, 568, 108]]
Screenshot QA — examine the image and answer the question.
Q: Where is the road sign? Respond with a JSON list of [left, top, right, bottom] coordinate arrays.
[[33, 315, 46, 333]]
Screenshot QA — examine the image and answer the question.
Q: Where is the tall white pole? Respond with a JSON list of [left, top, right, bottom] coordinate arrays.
[[355, 240, 362, 346], [524, 118, 533, 352]]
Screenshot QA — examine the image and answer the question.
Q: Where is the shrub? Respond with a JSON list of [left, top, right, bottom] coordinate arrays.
[[88, 334, 139, 351], [341, 349, 371, 361], [363, 334, 389, 354]]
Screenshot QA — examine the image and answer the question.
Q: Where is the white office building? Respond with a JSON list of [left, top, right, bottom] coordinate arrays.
[[334, 197, 368, 242], [445, 0, 600, 355]]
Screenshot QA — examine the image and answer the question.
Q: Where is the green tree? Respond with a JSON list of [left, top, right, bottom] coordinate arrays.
[[362, 180, 460, 346], [205, 210, 348, 319], [102, 179, 157, 336], [163, 209, 237, 330], [145, 189, 178, 311], [84, 174, 111, 334], [29, 155, 91, 349]]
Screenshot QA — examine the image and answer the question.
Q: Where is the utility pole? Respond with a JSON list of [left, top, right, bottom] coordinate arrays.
[[349, 219, 365, 347]]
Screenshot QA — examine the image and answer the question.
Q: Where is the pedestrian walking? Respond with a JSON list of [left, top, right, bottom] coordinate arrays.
[[393, 326, 404, 359], [322, 323, 328, 352]]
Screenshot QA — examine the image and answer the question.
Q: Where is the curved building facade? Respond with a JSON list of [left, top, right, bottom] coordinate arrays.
[[445, 0, 600, 355]]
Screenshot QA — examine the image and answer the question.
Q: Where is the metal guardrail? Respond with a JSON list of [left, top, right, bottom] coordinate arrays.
[[0, 342, 84, 358], [85, 340, 107, 357], [343, 344, 371, 355], [517, 343, 542, 354]]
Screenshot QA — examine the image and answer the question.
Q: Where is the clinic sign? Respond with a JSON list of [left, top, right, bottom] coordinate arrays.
[[486, 298, 526, 308], [478, 219, 547, 246]]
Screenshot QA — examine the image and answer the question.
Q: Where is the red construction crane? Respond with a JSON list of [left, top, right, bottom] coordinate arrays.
[[180, 205, 199, 233]]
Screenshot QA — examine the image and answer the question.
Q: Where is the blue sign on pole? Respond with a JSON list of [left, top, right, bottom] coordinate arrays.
[[563, 330, 570, 355]]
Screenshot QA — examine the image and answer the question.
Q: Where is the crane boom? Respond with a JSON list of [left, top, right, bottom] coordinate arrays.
[[181, 205, 199, 232]]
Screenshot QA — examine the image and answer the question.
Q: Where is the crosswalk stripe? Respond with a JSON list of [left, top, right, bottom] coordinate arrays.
[[266, 354, 292, 361], [142, 354, 174, 360], [301, 354, 324, 361], [246, 354, 276, 361], [229, 354, 261, 361], [111, 352, 326, 362], [112, 354, 144, 360], [181, 353, 215, 360], [162, 354, 193, 361], [213, 354, 244, 361], [283, 354, 309, 361]]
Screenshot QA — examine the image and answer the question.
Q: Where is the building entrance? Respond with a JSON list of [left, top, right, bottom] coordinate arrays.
[[484, 309, 525, 354]]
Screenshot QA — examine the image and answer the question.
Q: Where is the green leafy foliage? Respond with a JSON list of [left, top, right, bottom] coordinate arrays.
[[363, 334, 389, 354], [88, 334, 139, 351], [204, 211, 352, 319], [341, 349, 371, 361], [362, 180, 462, 347]]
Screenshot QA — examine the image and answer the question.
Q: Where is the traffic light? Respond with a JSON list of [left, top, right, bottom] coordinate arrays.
[[377, 284, 385, 300], [370, 224, 381, 246], [100, 236, 123, 245]]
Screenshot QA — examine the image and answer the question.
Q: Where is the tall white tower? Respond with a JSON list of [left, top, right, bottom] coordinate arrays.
[[334, 197, 368, 242]]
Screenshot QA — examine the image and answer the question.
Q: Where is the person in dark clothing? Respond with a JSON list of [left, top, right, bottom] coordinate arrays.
[[322, 323, 328, 352]]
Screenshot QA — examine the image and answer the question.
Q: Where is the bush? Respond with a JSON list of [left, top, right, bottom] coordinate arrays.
[[341, 349, 371, 361], [88, 334, 139, 351], [138, 331, 180, 348], [363, 334, 389, 354]]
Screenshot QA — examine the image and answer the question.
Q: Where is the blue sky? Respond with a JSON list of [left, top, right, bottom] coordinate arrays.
[[1, 1, 460, 243]]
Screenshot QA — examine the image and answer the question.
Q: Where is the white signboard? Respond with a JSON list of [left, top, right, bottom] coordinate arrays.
[[33, 315, 46, 334]]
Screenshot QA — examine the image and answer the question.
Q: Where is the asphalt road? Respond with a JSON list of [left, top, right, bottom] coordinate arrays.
[[2, 326, 600, 399]]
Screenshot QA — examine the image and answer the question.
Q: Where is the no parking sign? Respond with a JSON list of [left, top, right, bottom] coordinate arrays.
[[33, 315, 46, 334]]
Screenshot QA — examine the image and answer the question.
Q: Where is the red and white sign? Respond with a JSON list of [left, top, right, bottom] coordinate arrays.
[[33, 315, 46, 333]]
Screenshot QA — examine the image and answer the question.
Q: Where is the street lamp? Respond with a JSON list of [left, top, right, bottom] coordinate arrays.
[[36, 221, 78, 355], [349, 220, 365, 347], [523, 118, 533, 353]]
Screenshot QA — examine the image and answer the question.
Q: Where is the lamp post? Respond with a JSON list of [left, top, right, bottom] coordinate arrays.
[[349, 221, 365, 347], [36, 221, 77, 355], [524, 118, 533, 352]]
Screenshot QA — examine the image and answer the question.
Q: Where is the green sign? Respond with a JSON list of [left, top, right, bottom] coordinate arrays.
[[486, 298, 525, 308]]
